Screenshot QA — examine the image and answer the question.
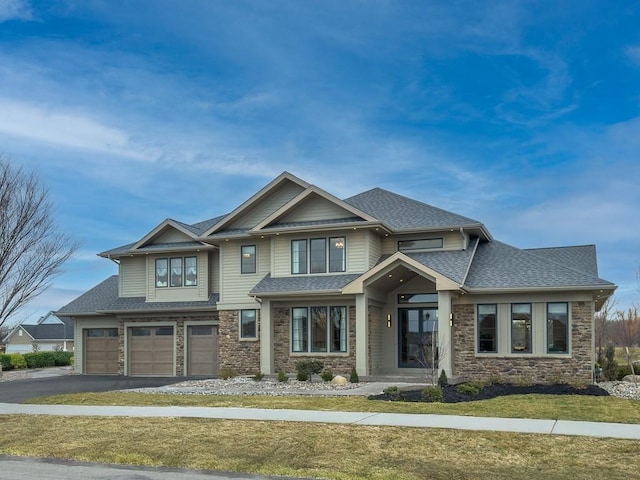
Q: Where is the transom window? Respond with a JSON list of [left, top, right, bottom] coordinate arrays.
[[398, 238, 443, 252], [477, 304, 497, 353], [511, 303, 532, 353], [547, 302, 569, 354], [155, 256, 197, 288], [241, 245, 256, 274], [291, 306, 348, 353], [291, 237, 345, 274]]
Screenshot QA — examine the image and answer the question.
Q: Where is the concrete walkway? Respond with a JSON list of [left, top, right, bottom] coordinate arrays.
[[2, 403, 639, 440]]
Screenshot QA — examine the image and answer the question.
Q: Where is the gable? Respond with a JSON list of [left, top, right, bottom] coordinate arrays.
[[277, 195, 364, 224], [152, 226, 194, 244]]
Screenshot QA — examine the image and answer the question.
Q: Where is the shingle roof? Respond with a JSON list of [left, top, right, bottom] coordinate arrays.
[[404, 237, 478, 285], [22, 320, 74, 341], [250, 274, 361, 295], [343, 188, 482, 231], [464, 241, 614, 289], [525, 245, 599, 277], [56, 276, 218, 316], [259, 217, 366, 231]]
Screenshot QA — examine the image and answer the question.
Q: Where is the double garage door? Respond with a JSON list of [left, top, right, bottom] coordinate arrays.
[[83, 325, 218, 376]]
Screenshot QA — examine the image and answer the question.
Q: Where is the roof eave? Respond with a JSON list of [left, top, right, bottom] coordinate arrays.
[[252, 221, 389, 236], [250, 289, 344, 298], [464, 285, 617, 294]]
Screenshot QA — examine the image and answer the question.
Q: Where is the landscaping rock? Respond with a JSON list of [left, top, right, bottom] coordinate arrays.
[[331, 375, 347, 385]]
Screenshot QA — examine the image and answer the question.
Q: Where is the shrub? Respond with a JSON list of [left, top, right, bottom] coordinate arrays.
[[349, 367, 359, 384], [383, 386, 400, 399], [9, 353, 26, 370], [603, 343, 618, 381], [616, 365, 633, 380], [320, 368, 334, 382], [485, 373, 504, 385], [52, 351, 73, 366], [456, 382, 483, 396], [295, 359, 323, 382], [438, 369, 448, 387], [23, 351, 56, 369], [422, 386, 443, 402], [277, 370, 288, 382], [219, 367, 236, 379], [252, 372, 264, 381], [514, 374, 533, 387], [0, 353, 13, 371]]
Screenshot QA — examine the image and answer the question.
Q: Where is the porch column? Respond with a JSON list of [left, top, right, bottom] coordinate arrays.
[[259, 299, 273, 374], [438, 291, 453, 378], [355, 293, 369, 377]]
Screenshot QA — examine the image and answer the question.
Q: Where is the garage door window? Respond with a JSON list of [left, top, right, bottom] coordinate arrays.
[[190, 326, 213, 336], [131, 327, 151, 336], [156, 326, 173, 335]]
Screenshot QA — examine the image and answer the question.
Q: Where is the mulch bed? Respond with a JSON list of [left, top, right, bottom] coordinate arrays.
[[368, 383, 610, 403]]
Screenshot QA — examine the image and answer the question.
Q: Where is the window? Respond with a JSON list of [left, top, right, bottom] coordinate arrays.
[[291, 240, 307, 274], [240, 310, 257, 339], [511, 303, 532, 353], [547, 302, 569, 354], [241, 245, 256, 274], [398, 238, 443, 252], [156, 256, 197, 288], [477, 304, 497, 353], [398, 293, 438, 304], [291, 237, 346, 274], [291, 306, 348, 353]]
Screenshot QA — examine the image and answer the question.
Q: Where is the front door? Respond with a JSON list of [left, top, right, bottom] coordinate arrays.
[[398, 308, 438, 368]]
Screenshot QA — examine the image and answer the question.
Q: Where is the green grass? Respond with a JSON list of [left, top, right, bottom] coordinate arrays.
[[28, 391, 640, 424], [0, 415, 638, 480]]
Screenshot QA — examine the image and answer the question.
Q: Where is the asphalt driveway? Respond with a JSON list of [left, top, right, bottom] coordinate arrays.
[[0, 375, 190, 403]]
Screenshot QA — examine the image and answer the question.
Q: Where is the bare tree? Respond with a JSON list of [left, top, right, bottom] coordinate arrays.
[[614, 307, 640, 377], [0, 157, 78, 327], [595, 297, 616, 353]]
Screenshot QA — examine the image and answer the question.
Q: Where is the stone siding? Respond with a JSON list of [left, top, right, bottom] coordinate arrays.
[[273, 306, 356, 376], [218, 310, 260, 374], [453, 301, 594, 384]]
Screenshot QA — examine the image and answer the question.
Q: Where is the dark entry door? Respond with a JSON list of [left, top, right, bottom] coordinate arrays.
[[398, 308, 438, 368]]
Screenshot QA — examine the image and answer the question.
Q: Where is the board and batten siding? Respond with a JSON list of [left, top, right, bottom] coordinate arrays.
[[279, 197, 356, 223], [381, 231, 465, 254], [119, 256, 146, 297], [228, 181, 305, 229], [218, 238, 269, 309], [146, 251, 209, 302]]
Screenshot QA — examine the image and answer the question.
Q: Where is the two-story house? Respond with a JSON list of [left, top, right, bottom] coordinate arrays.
[[57, 172, 616, 383]]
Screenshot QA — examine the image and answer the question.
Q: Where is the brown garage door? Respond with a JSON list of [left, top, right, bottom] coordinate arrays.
[[187, 325, 218, 376], [84, 328, 119, 374], [128, 326, 174, 376]]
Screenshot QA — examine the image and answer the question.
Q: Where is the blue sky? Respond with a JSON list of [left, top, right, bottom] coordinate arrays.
[[0, 0, 638, 324]]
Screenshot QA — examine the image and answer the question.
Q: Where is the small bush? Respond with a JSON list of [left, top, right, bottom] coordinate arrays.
[[617, 365, 633, 380], [52, 351, 73, 366], [456, 382, 483, 396], [383, 386, 400, 399], [422, 386, 443, 402], [23, 351, 56, 369], [9, 353, 26, 370], [320, 368, 334, 382], [603, 343, 618, 381], [0, 353, 13, 371], [277, 370, 288, 382], [485, 373, 504, 385], [219, 367, 236, 379], [349, 367, 359, 383], [295, 359, 323, 382], [514, 374, 533, 387], [296, 370, 309, 382], [437, 369, 448, 387], [252, 372, 264, 381]]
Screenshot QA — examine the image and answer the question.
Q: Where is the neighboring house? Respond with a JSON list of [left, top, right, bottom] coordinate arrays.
[[3, 312, 74, 354], [57, 172, 616, 382]]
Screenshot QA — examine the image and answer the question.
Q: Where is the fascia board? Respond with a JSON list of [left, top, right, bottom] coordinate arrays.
[[254, 221, 387, 236], [464, 285, 618, 294], [202, 172, 310, 237], [250, 290, 344, 298]]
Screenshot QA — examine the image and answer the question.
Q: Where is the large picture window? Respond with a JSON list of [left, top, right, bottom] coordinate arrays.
[[477, 304, 497, 353], [240, 310, 257, 339], [241, 245, 256, 274], [291, 306, 348, 353], [291, 237, 346, 274], [155, 256, 197, 288], [547, 302, 568, 354], [511, 303, 532, 353]]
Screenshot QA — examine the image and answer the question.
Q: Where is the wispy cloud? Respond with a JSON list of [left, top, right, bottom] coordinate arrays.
[[0, 0, 32, 22]]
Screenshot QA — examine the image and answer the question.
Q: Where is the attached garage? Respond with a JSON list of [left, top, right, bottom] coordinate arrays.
[[128, 326, 175, 376], [84, 328, 119, 374], [187, 325, 218, 375]]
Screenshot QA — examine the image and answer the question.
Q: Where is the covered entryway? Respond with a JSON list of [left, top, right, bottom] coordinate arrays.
[[128, 326, 174, 376], [187, 325, 218, 375], [398, 307, 438, 368], [84, 328, 119, 374]]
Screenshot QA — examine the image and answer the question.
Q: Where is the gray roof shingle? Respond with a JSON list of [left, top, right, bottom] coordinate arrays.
[[525, 245, 599, 277], [21, 320, 74, 341], [250, 274, 361, 295], [343, 188, 482, 231], [403, 237, 478, 285]]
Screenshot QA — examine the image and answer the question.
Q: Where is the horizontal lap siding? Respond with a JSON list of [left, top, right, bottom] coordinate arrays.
[[218, 239, 269, 308], [382, 231, 465, 254], [229, 182, 305, 229], [280, 197, 356, 223], [146, 251, 209, 302], [119, 256, 146, 296]]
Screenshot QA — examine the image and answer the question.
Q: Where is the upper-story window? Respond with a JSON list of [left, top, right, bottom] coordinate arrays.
[[398, 238, 443, 252], [155, 256, 197, 288], [241, 245, 256, 274], [291, 236, 346, 274]]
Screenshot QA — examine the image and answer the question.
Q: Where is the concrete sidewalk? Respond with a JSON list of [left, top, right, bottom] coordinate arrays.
[[1, 403, 639, 440]]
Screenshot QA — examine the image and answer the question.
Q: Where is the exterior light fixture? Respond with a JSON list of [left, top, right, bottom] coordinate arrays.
[[387, 313, 392, 328], [449, 313, 454, 327]]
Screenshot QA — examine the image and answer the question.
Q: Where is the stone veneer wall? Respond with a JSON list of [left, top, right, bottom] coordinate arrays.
[[218, 310, 260, 374], [116, 314, 218, 376], [453, 301, 594, 384], [272, 306, 357, 376]]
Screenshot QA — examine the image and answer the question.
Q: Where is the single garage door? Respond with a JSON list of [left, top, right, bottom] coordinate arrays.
[[84, 328, 119, 374], [187, 325, 218, 376], [128, 326, 174, 376]]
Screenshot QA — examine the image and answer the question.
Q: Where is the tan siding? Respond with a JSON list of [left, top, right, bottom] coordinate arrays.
[[346, 230, 367, 273], [230, 181, 305, 229], [218, 238, 269, 308], [369, 306, 384, 373], [368, 232, 383, 269], [280, 197, 354, 223], [153, 228, 193, 244], [382, 231, 465, 254], [119, 256, 146, 297], [6, 328, 32, 345], [146, 251, 209, 302], [209, 250, 220, 295]]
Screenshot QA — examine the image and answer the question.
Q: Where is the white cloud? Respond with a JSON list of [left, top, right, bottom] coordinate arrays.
[[0, 0, 32, 22]]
